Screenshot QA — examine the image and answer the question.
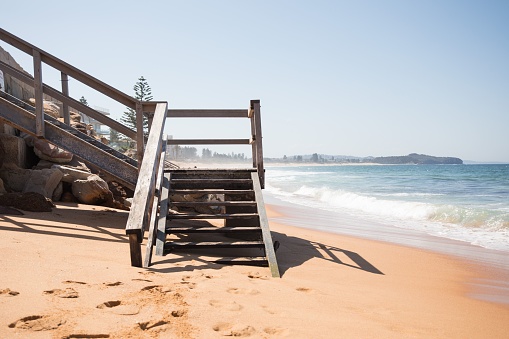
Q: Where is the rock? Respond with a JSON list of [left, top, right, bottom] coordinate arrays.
[[60, 191, 77, 203], [28, 98, 60, 118], [0, 138, 4, 169], [52, 164, 91, 183], [0, 167, 32, 192], [0, 192, 54, 212], [52, 181, 63, 201], [72, 174, 113, 205], [0, 134, 27, 168], [0, 167, 63, 199], [108, 181, 127, 198], [33, 160, 55, 170], [0, 178, 5, 194], [23, 168, 63, 199], [71, 122, 88, 135], [33, 139, 73, 163], [65, 158, 91, 173]]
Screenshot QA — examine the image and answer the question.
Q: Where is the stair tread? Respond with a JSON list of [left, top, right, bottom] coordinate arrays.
[[164, 241, 264, 248], [168, 213, 259, 219], [213, 256, 268, 264], [166, 226, 261, 233], [170, 189, 253, 194], [169, 201, 255, 206]]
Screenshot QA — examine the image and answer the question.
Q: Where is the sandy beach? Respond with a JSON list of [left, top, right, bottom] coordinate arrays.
[[1, 202, 509, 338]]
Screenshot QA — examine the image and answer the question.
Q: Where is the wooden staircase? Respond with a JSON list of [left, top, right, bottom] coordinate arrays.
[[148, 169, 280, 278]]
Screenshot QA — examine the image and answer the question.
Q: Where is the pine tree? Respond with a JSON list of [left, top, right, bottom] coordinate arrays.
[[79, 96, 89, 106], [120, 76, 153, 133]]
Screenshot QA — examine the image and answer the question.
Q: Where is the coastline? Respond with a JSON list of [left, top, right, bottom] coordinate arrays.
[[1, 202, 508, 338]]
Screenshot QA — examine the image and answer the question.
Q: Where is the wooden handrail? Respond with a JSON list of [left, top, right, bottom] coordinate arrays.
[[167, 109, 248, 118], [0, 60, 137, 139], [0, 28, 138, 109], [125, 102, 167, 267]]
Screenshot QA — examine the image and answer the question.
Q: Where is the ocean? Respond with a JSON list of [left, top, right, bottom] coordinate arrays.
[[265, 164, 509, 263]]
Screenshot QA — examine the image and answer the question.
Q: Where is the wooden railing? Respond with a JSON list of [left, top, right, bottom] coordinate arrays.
[[166, 99, 265, 187], [0, 27, 151, 163], [0, 28, 169, 267]]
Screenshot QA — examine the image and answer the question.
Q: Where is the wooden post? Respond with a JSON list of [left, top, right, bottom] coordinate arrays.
[[60, 72, 70, 125], [136, 101, 144, 168], [252, 100, 264, 188], [249, 103, 257, 169], [32, 49, 44, 138]]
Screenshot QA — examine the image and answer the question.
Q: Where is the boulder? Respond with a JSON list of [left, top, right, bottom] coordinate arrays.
[[23, 168, 63, 199], [52, 181, 63, 201], [28, 98, 60, 118], [0, 167, 63, 199], [71, 174, 113, 205], [0, 134, 27, 168], [0, 191, 54, 212], [52, 164, 91, 183], [0, 167, 32, 192], [33, 139, 73, 163]]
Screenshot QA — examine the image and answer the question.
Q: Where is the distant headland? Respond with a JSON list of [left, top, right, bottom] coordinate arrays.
[[266, 153, 463, 165]]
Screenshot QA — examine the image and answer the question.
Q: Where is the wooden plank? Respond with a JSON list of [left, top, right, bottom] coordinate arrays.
[[169, 189, 254, 195], [0, 28, 138, 109], [251, 172, 280, 278], [32, 49, 44, 138], [155, 172, 171, 256], [0, 61, 137, 139], [168, 213, 259, 220], [252, 100, 265, 188], [125, 102, 167, 244], [167, 109, 248, 118], [167, 139, 250, 145], [60, 72, 70, 125], [166, 226, 261, 233], [170, 201, 256, 206], [144, 136, 167, 267], [164, 241, 264, 249], [214, 257, 268, 265], [129, 234, 142, 267], [136, 101, 144, 168]]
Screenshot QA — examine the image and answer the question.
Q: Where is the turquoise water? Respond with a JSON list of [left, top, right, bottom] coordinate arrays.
[[265, 164, 509, 252]]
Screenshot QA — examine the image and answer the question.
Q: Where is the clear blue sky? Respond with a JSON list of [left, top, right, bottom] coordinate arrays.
[[1, 1, 508, 162]]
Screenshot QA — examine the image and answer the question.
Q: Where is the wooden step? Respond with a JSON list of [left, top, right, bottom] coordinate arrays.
[[169, 201, 256, 207], [169, 179, 252, 190], [168, 213, 259, 220], [169, 189, 254, 195], [166, 226, 261, 233], [169, 169, 254, 179], [164, 241, 264, 251], [213, 257, 268, 266]]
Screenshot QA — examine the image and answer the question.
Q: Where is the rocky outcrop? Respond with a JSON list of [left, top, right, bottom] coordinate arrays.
[[0, 167, 63, 199], [372, 153, 463, 165]]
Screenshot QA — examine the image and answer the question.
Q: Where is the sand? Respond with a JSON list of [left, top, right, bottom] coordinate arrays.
[[1, 202, 509, 338]]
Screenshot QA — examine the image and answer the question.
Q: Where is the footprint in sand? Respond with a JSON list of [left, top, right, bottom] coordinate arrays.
[[8, 315, 65, 331], [97, 300, 139, 315], [104, 281, 123, 287], [260, 305, 279, 315], [213, 322, 256, 337], [137, 319, 169, 331], [44, 288, 79, 298], [132, 278, 153, 282], [227, 287, 260, 295], [264, 327, 290, 337], [245, 271, 269, 280], [296, 287, 314, 294], [209, 300, 243, 311], [62, 280, 87, 285], [1, 288, 20, 296]]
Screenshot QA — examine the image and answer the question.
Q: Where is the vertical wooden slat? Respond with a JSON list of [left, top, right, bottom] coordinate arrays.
[[60, 72, 70, 125], [129, 234, 142, 267], [250, 103, 257, 169], [155, 172, 171, 256], [32, 49, 44, 137], [252, 100, 264, 188], [136, 101, 144, 168], [144, 135, 168, 267]]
